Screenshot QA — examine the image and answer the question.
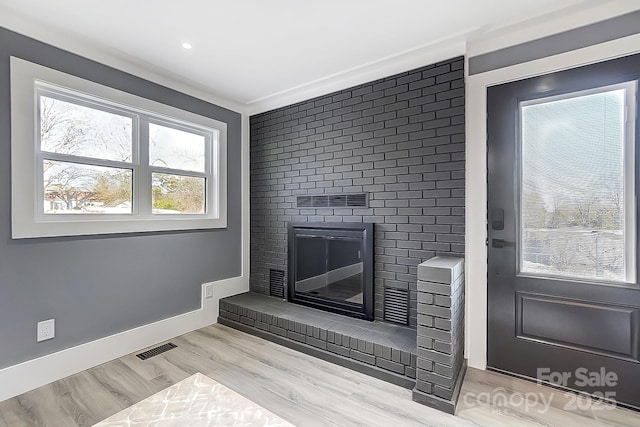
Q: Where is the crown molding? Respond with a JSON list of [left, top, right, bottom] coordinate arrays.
[[0, 6, 245, 114], [244, 34, 470, 115], [2, 1, 637, 117], [244, 1, 634, 115]]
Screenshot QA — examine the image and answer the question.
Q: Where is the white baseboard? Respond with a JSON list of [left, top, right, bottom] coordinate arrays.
[[0, 275, 249, 403]]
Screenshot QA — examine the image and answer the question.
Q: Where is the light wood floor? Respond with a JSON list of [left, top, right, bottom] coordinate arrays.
[[0, 324, 638, 426]]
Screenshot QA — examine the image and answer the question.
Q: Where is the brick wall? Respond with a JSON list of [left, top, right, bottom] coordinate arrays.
[[250, 56, 465, 326], [414, 257, 465, 408]]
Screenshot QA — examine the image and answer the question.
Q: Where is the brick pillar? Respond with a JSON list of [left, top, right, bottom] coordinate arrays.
[[412, 256, 466, 414]]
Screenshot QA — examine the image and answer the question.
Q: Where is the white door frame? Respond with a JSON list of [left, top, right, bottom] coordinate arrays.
[[465, 33, 640, 370]]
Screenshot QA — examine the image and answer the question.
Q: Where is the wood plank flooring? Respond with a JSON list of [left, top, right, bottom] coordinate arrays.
[[0, 324, 638, 427]]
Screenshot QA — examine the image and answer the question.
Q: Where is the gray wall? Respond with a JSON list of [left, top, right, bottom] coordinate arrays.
[[250, 57, 465, 326], [468, 9, 640, 75], [0, 27, 242, 369]]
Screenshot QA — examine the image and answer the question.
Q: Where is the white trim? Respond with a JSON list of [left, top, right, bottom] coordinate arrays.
[[242, 3, 640, 115], [624, 84, 637, 285], [3, 2, 636, 117], [241, 113, 250, 281], [10, 57, 228, 238], [2, 2, 635, 117], [0, 5, 245, 114], [0, 275, 249, 402], [465, 32, 640, 370], [245, 38, 467, 115]]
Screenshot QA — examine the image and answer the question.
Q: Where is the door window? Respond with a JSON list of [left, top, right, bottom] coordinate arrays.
[[519, 82, 636, 283]]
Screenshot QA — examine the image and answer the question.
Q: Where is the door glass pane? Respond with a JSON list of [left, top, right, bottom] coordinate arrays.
[[149, 123, 206, 172], [520, 85, 633, 282], [152, 173, 205, 214], [43, 160, 132, 214], [326, 238, 364, 304], [40, 96, 133, 162]]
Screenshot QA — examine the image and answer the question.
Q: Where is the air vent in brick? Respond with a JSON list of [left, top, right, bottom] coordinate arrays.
[[384, 288, 409, 325], [269, 269, 285, 298], [296, 193, 368, 208]]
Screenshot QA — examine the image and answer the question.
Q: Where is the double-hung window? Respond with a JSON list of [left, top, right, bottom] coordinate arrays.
[[11, 57, 227, 238]]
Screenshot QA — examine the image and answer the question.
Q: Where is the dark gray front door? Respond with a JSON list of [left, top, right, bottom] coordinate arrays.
[[487, 53, 640, 410]]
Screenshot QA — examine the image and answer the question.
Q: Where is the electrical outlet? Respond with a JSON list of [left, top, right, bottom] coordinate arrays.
[[204, 284, 213, 299], [37, 319, 55, 342]]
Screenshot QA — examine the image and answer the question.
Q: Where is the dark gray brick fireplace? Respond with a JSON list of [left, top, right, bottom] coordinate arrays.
[[249, 56, 465, 327]]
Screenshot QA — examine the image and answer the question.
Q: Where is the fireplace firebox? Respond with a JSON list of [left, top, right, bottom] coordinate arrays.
[[287, 222, 374, 320]]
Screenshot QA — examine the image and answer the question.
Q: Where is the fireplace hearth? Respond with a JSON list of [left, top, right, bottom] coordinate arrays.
[[287, 222, 374, 320]]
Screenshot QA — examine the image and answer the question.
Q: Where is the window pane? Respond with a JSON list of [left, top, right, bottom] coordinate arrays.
[[152, 173, 205, 214], [149, 123, 206, 172], [40, 96, 132, 162], [44, 161, 132, 214], [521, 88, 629, 281]]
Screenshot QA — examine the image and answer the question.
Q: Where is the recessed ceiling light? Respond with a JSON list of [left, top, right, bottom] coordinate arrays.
[[182, 42, 192, 49]]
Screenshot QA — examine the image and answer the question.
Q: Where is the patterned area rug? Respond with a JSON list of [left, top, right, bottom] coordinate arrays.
[[93, 373, 293, 426]]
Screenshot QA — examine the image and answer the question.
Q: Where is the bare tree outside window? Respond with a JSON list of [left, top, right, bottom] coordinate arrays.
[[40, 96, 133, 214], [40, 97, 206, 215], [149, 123, 207, 214], [152, 173, 205, 214]]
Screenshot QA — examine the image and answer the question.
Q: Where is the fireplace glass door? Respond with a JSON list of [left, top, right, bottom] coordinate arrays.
[[288, 223, 374, 320], [295, 235, 363, 305]]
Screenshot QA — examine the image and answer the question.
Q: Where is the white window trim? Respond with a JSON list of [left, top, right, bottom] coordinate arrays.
[[10, 56, 227, 238]]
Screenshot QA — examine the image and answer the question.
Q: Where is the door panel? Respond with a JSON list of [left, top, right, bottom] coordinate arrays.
[[517, 293, 639, 360], [488, 53, 640, 409]]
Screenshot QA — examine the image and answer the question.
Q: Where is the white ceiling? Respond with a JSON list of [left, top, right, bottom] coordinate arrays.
[[0, 0, 624, 112]]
